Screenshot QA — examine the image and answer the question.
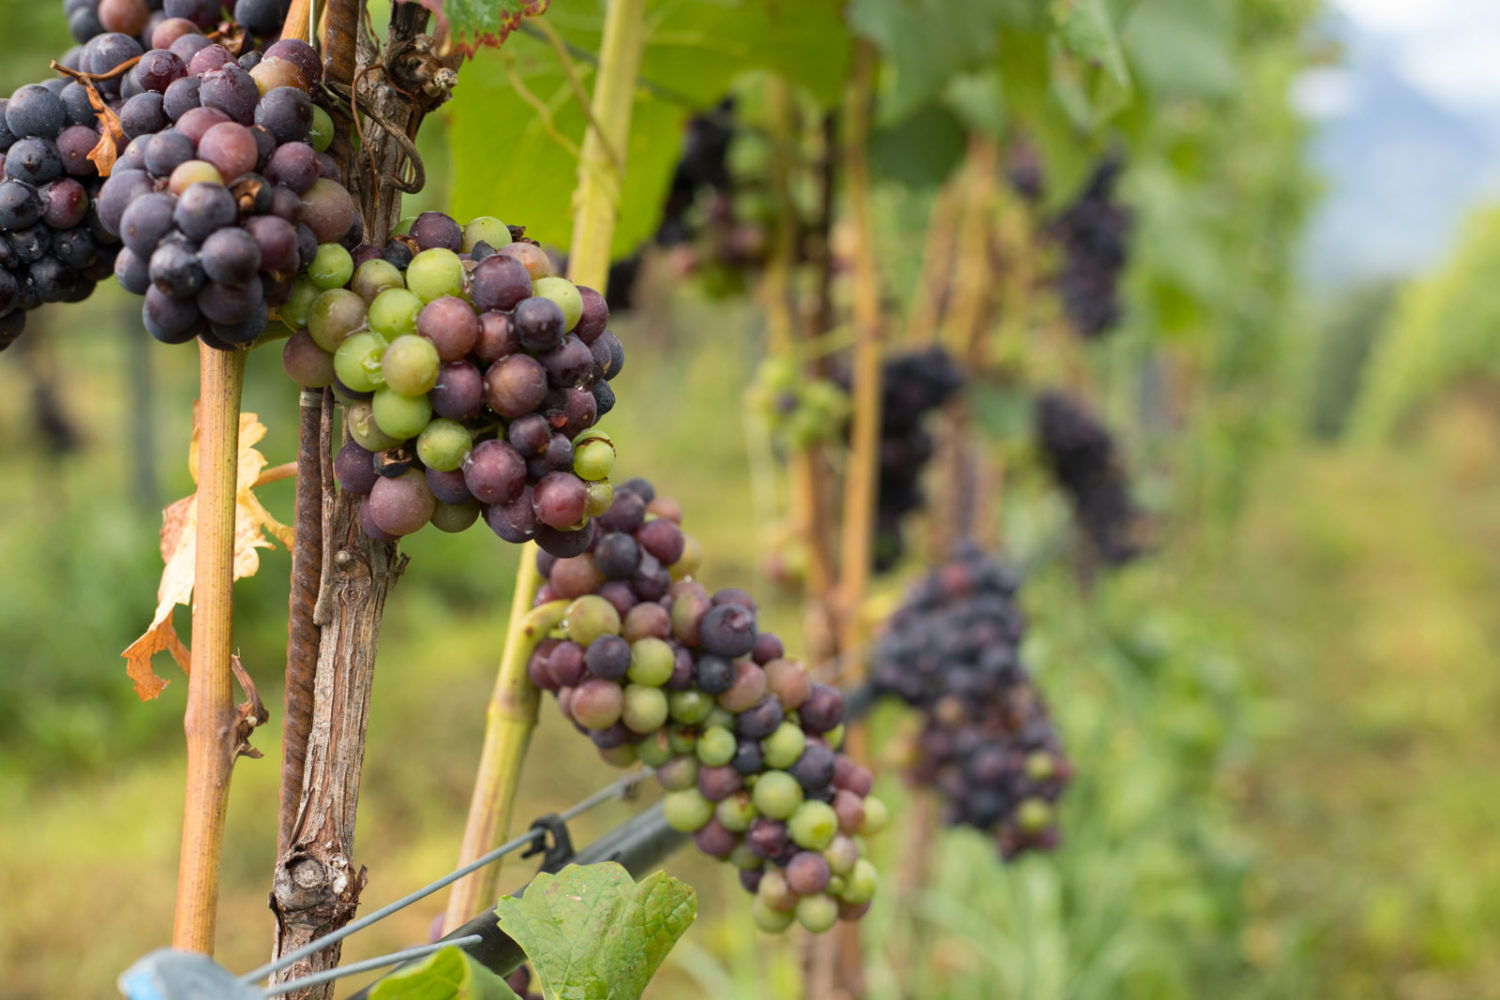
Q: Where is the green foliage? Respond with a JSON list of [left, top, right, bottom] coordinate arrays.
[[1302, 283, 1398, 439], [403, 0, 538, 57], [494, 862, 696, 1000], [1349, 206, 1500, 442], [448, 0, 848, 259], [369, 945, 522, 999]]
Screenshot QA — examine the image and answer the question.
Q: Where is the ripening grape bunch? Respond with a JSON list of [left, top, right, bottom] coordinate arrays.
[[869, 346, 963, 571], [525, 477, 885, 934], [871, 544, 1070, 859], [315, 211, 624, 557], [1047, 153, 1130, 339], [1034, 389, 1141, 566], [64, 0, 293, 51], [746, 355, 847, 451]]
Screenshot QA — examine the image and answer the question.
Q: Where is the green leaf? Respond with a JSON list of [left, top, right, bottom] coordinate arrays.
[[1120, 0, 1237, 100], [847, 0, 1008, 125], [399, 0, 542, 57], [493, 862, 696, 1000], [367, 945, 522, 1000], [449, 1, 849, 258], [869, 104, 966, 189], [1049, 0, 1130, 89]]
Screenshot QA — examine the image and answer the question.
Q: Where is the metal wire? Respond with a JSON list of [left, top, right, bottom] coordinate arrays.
[[260, 935, 483, 997], [238, 767, 653, 986]]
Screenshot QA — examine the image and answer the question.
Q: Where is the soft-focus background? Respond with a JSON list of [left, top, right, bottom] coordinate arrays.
[[4, 0, 1500, 997]]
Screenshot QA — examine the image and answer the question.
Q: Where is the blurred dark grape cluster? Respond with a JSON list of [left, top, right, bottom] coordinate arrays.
[[1034, 389, 1141, 566], [871, 543, 1070, 858], [1046, 154, 1130, 339]]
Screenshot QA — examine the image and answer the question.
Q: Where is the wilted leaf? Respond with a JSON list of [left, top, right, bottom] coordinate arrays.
[[121, 407, 293, 700], [367, 945, 521, 1000], [398, 0, 549, 58], [494, 862, 695, 1000], [80, 78, 125, 176]]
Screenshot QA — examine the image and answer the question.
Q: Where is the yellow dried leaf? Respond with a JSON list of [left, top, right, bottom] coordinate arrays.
[[121, 407, 294, 700]]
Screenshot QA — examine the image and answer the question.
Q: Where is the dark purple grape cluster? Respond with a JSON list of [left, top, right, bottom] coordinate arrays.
[[1034, 389, 1141, 566], [63, 0, 292, 54], [0, 79, 120, 348], [525, 478, 885, 933], [1046, 154, 1130, 339], [870, 544, 1070, 859], [311, 211, 625, 558], [871, 347, 963, 571], [89, 32, 352, 349]]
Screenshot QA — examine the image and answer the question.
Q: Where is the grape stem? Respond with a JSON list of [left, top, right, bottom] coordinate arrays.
[[172, 344, 248, 954], [441, 0, 648, 935], [440, 580, 567, 930]]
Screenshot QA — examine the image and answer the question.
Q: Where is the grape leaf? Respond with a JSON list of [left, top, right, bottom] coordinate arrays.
[[367, 945, 522, 1000], [120, 408, 293, 700], [1049, 0, 1130, 89], [397, 0, 549, 58], [449, 0, 848, 259], [1120, 0, 1236, 100], [493, 863, 696, 1000], [847, 0, 1008, 126]]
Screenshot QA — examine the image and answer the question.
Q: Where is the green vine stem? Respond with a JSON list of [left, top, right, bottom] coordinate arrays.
[[172, 343, 248, 953], [441, 0, 648, 933]]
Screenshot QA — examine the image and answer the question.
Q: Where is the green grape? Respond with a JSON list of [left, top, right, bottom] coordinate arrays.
[[430, 500, 480, 533], [795, 894, 838, 934], [279, 277, 320, 329], [352, 258, 405, 303], [345, 399, 399, 452], [381, 334, 441, 396], [368, 288, 424, 339], [751, 771, 803, 820], [823, 723, 845, 750], [308, 288, 368, 353], [728, 844, 761, 870], [662, 789, 714, 833], [584, 481, 615, 518], [309, 243, 354, 290], [565, 595, 622, 646], [667, 726, 699, 757], [531, 276, 583, 332], [703, 707, 735, 732], [757, 869, 796, 911], [696, 726, 737, 767], [572, 437, 616, 482], [1016, 798, 1052, 834], [637, 730, 673, 768], [406, 248, 465, 302], [598, 743, 637, 768], [333, 331, 388, 393], [393, 216, 415, 236], [1024, 751, 1057, 782], [824, 835, 859, 876], [464, 216, 512, 252], [715, 791, 758, 832], [761, 723, 806, 770], [752, 897, 796, 934], [656, 754, 698, 791], [621, 684, 669, 734], [371, 388, 432, 441], [826, 875, 846, 897], [309, 105, 334, 152], [839, 859, 877, 904], [667, 689, 713, 725], [860, 796, 889, 836], [787, 800, 838, 850], [627, 638, 675, 687], [416, 418, 472, 471]]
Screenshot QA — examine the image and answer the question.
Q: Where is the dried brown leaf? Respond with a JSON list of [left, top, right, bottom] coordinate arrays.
[[121, 407, 294, 700], [82, 82, 125, 177]]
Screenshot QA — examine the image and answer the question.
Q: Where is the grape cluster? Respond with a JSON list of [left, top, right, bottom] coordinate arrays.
[[64, 0, 292, 52], [88, 31, 352, 348], [526, 478, 885, 934], [871, 347, 963, 571], [311, 211, 625, 558], [1046, 154, 1130, 339], [746, 356, 847, 451], [1034, 390, 1141, 566], [870, 544, 1070, 858], [0, 75, 120, 348]]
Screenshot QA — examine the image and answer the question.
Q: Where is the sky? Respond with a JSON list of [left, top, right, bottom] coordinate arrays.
[[1332, 0, 1500, 113]]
